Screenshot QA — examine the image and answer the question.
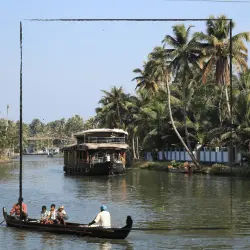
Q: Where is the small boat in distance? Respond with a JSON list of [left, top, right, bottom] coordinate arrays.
[[3, 208, 133, 239], [63, 128, 129, 176]]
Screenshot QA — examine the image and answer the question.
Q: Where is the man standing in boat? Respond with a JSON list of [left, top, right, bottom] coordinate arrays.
[[88, 205, 111, 228], [10, 197, 28, 220]]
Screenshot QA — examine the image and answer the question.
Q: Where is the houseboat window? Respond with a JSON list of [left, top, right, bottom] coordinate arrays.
[[67, 151, 69, 162], [69, 151, 73, 161], [64, 151, 68, 163], [82, 151, 87, 160], [76, 151, 85, 160], [77, 138, 84, 144]]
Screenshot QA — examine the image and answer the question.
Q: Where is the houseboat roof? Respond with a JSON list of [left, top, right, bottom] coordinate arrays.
[[74, 128, 128, 137], [63, 143, 128, 150]]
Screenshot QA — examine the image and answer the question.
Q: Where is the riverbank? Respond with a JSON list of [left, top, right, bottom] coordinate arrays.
[[0, 156, 12, 164], [134, 160, 250, 177]]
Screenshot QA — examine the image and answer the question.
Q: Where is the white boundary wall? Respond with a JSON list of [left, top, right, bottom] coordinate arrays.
[[145, 149, 240, 163]]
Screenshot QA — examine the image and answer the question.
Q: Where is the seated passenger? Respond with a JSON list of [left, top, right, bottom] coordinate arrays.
[[56, 206, 68, 225], [58, 206, 68, 219], [106, 154, 111, 162], [10, 197, 28, 220], [47, 204, 57, 223], [40, 205, 49, 224], [88, 205, 111, 228]]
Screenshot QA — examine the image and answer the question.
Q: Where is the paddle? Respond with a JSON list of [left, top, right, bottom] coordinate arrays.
[[0, 220, 5, 225]]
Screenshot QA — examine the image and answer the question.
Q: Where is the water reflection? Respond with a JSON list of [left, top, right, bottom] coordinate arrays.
[[40, 232, 64, 248], [0, 161, 18, 182], [86, 239, 133, 250], [2, 156, 250, 249], [11, 229, 28, 249], [67, 169, 234, 229]]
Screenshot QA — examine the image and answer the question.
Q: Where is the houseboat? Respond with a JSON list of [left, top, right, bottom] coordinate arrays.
[[63, 128, 129, 175]]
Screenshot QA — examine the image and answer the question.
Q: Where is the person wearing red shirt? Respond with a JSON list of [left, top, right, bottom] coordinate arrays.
[[10, 197, 28, 220]]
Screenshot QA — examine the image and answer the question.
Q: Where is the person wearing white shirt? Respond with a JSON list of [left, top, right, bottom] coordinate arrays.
[[48, 204, 57, 220], [88, 205, 111, 228], [40, 205, 49, 220]]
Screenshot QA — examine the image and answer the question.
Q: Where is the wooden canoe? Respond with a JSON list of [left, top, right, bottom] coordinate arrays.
[[3, 207, 132, 239]]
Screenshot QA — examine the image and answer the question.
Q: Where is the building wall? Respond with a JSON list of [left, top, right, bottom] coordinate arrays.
[[145, 149, 241, 164]]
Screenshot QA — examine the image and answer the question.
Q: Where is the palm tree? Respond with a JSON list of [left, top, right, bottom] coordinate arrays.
[[162, 24, 203, 149], [161, 24, 202, 167], [197, 15, 250, 116], [127, 90, 150, 159], [134, 45, 200, 168], [133, 60, 161, 94], [232, 69, 250, 151], [96, 86, 130, 129]]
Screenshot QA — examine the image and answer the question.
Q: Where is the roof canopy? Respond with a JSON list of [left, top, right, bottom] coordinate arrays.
[[80, 143, 128, 150], [63, 143, 128, 150], [74, 128, 128, 137]]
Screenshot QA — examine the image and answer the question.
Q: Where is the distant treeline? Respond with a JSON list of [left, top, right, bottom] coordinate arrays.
[[0, 115, 94, 157], [1, 15, 250, 164]]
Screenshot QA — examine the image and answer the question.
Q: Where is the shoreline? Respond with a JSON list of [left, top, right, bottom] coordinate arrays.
[[0, 158, 12, 164], [133, 160, 250, 177]]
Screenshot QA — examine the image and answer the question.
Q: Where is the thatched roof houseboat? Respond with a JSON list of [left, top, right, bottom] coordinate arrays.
[[63, 129, 128, 175]]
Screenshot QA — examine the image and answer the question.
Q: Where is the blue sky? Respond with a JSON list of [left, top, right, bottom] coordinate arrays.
[[0, 0, 249, 123]]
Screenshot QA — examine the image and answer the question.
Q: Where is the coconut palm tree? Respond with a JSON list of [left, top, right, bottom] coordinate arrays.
[[95, 86, 130, 129], [133, 60, 161, 94], [134, 45, 200, 168], [196, 15, 250, 116], [127, 90, 151, 159], [161, 24, 203, 151]]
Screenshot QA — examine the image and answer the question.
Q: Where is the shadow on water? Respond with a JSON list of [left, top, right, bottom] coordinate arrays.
[[1, 225, 134, 250], [85, 238, 133, 250]]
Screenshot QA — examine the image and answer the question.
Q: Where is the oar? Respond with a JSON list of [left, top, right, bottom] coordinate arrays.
[[0, 220, 5, 225]]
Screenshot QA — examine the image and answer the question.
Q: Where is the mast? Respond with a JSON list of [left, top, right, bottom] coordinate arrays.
[[229, 18, 233, 224], [19, 21, 23, 215]]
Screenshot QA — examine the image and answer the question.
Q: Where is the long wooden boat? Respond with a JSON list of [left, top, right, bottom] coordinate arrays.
[[3, 208, 133, 239]]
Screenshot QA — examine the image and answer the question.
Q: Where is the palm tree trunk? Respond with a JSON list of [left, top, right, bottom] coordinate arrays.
[[183, 107, 191, 149], [136, 136, 139, 159], [218, 86, 224, 126], [132, 134, 137, 159], [222, 73, 231, 116], [224, 85, 231, 116], [116, 103, 122, 127], [166, 80, 200, 168]]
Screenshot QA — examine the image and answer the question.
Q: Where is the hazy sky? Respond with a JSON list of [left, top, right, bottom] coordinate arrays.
[[0, 0, 250, 123]]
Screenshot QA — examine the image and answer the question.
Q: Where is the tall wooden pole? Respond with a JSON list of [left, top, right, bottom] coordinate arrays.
[[229, 18, 233, 224], [19, 21, 23, 216], [230, 19, 233, 166]]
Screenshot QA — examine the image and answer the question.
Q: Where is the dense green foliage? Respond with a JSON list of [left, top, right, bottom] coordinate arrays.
[[95, 16, 250, 160], [1, 15, 249, 162]]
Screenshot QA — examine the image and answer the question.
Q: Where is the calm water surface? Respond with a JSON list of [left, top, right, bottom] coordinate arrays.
[[1, 156, 250, 249]]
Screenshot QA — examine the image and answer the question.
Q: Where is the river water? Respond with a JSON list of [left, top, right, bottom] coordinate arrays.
[[1, 156, 250, 249]]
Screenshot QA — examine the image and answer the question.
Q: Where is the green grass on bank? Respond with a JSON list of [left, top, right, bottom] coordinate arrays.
[[0, 156, 11, 164], [133, 160, 250, 177], [133, 160, 172, 171], [209, 164, 250, 177]]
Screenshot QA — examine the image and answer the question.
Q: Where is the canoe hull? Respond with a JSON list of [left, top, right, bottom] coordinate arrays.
[[3, 208, 132, 239]]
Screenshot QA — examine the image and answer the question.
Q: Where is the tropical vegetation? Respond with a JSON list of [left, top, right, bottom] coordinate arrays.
[[1, 15, 250, 164], [95, 15, 250, 164]]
